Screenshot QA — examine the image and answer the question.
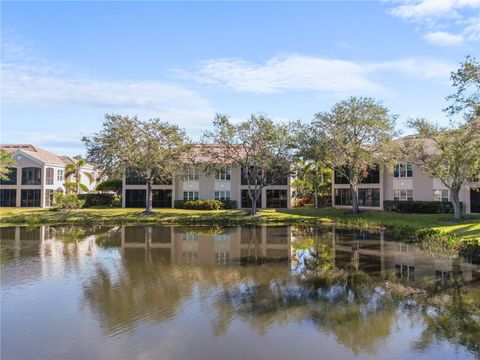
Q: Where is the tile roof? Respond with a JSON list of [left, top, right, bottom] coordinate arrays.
[[1, 144, 66, 166]]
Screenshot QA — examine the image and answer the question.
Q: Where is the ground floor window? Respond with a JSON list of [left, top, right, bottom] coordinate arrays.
[[471, 188, 480, 213], [393, 189, 413, 201], [0, 189, 16, 207], [433, 189, 449, 202], [183, 191, 199, 200], [21, 189, 41, 207], [241, 190, 261, 208], [335, 188, 380, 207], [152, 190, 172, 208], [266, 190, 288, 208], [125, 190, 146, 208], [214, 190, 231, 201], [45, 189, 55, 207], [334, 189, 351, 206], [358, 188, 380, 207]]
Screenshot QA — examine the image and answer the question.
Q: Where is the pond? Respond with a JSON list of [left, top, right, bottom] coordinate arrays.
[[1, 225, 479, 359]]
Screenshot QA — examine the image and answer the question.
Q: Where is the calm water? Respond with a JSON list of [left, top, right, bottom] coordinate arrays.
[[1, 225, 479, 360]]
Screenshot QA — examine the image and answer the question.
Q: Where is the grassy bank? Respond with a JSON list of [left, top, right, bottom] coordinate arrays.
[[1, 207, 479, 239]]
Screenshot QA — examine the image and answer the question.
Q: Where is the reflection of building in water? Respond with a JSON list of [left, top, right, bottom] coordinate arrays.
[[120, 226, 292, 265], [321, 227, 480, 286]]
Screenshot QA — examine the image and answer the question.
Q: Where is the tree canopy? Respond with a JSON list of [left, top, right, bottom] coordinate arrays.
[[82, 114, 191, 213], [203, 113, 295, 215], [313, 96, 398, 213]]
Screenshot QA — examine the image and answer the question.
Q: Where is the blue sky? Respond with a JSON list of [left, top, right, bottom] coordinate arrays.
[[1, 1, 479, 156]]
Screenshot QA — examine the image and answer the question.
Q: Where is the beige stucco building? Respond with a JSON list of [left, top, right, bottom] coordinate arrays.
[[331, 163, 480, 214], [0, 144, 98, 207]]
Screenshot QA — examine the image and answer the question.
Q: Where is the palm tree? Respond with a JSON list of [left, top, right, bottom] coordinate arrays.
[[65, 155, 94, 194]]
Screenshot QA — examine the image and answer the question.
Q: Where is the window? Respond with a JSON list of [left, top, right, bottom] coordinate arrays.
[[22, 167, 41, 185], [241, 189, 261, 208], [21, 189, 41, 207], [434, 189, 449, 202], [266, 168, 289, 185], [125, 190, 146, 207], [125, 168, 146, 185], [57, 169, 64, 181], [241, 166, 262, 185], [215, 166, 231, 181], [393, 163, 413, 178], [183, 191, 199, 200], [214, 191, 231, 201], [393, 189, 413, 201], [185, 167, 199, 181], [152, 190, 172, 208], [45, 189, 54, 207], [266, 190, 288, 208], [335, 188, 380, 207], [0, 189, 16, 207], [0, 168, 17, 185], [334, 167, 380, 184], [46, 168, 54, 185]]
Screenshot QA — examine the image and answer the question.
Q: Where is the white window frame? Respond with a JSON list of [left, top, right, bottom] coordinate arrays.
[[185, 167, 199, 181], [57, 169, 64, 181], [215, 166, 231, 181], [183, 191, 199, 200], [214, 190, 231, 201], [393, 163, 413, 178], [393, 189, 413, 201], [434, 189, 449, 202]]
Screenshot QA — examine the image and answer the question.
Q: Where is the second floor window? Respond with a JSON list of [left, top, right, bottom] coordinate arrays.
[[394, 163, 413, 178], [185, 167, 199, 181], [0, 167, 17, 185], [46, 168, 54, 185], [22, 167, 41, 185], [57, 169, 64, 181], [215, 166, 231, 181]]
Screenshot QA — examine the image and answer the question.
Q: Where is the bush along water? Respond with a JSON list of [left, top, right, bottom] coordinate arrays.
[[54, 193, 85, 210]]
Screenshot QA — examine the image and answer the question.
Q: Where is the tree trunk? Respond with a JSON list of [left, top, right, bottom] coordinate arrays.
[[251, 195, 257, 216], [314, 186, 318, 209], [350, 183, 359, 214], [145, 179, 153, 214], [451, 188, 462, 220]]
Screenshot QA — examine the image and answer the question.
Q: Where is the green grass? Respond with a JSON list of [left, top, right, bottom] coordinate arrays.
[[1, 206, 479, 240]]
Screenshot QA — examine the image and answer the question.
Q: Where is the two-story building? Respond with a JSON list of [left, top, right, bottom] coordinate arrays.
[[0, 144, 97, 207], [122, 145, 292, 209], [331, 162, 480, 214]]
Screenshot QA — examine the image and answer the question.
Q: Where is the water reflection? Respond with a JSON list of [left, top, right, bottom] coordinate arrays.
[[1, 225, 479, 359]]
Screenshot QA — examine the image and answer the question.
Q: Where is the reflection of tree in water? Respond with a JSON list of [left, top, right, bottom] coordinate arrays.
[[414, 260, 480, 358]]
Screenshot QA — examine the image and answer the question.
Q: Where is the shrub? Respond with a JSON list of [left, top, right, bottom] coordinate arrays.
[[111, 195, 122, 207], [383, 200, 463, 214], [292, 198, 305, 208], [175, 199, 237, 210], [78, 193, 117, 207], [54, 193, 85, 210], [303, 195, 313, 204], [96, 179, 122, 194]]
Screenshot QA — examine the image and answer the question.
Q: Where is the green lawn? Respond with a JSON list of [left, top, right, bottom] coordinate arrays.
[[1, 206, 479, 240]]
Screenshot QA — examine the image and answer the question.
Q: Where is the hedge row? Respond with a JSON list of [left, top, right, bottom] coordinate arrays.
[[174, 199, 238, 210], [384, 200, 463, 214], [78, 193, 120, 207]]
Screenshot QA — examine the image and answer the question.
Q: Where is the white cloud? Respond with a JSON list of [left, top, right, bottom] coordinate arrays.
[[423, 31, 465, 45], [390, 0, 480, 20], [183, 54, 454, 95], [185, 54, 384, 95], [387, 0, 480, 46], [1, 41, 215, 126]]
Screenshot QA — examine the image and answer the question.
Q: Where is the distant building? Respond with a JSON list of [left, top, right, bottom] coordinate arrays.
[[0, 144, 98, 207], [331, 162, 480, 214]]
